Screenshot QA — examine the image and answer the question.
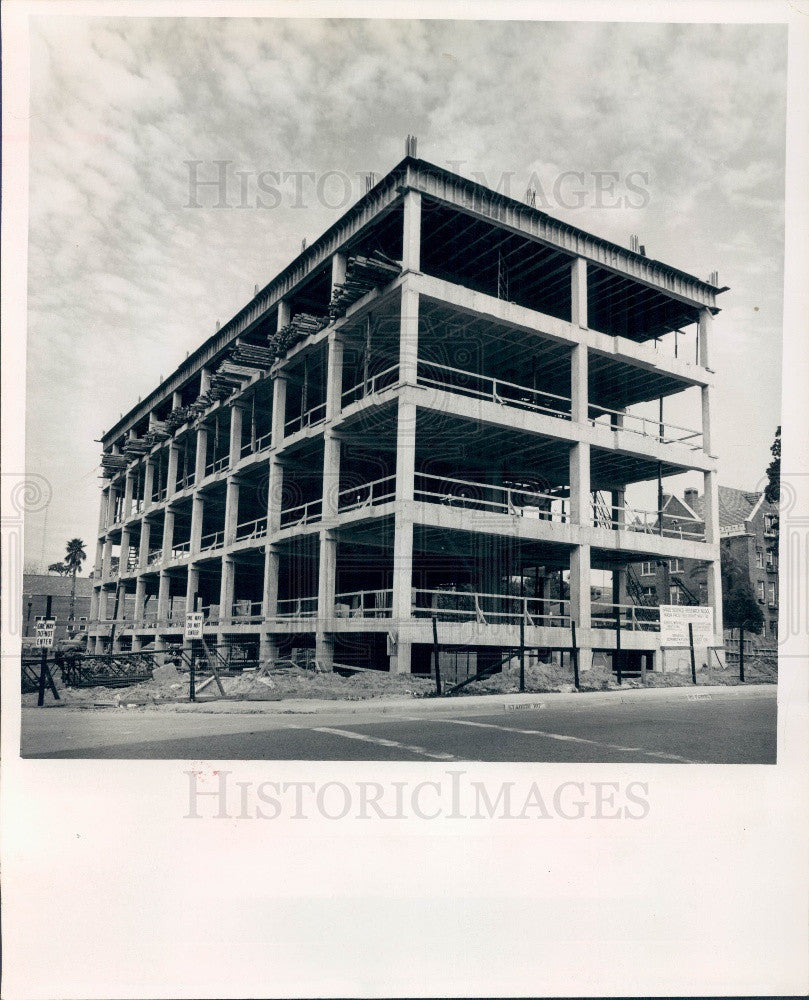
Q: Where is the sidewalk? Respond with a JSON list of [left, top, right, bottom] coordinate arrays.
[[159, 680, 777, 718]]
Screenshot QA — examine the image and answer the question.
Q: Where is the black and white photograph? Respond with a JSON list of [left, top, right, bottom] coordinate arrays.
[[2, 1, 808, 997]]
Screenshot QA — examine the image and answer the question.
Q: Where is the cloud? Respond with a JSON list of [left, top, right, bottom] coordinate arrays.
[[24, 16, 787, 566]]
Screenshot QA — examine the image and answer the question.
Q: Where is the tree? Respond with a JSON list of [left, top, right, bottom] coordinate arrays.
[[64, 538, 87, 624], [48, 561, 70, 575], [764, 425, 780, 506], [722, 552, 764, 682]]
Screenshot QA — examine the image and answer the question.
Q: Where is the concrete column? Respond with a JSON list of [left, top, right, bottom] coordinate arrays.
[[94, 538, 104, 578], [325, 333, 345, 421], [698, 307, 712, 368], [331, 251, 347, 293], [277, 300, 291, 331], [322, 431, 341, 520], [134, 577, 146, 621], [166, 444, 179, 497], [571, 257, 588, 329], [611, 488, 626, 530], [102, 536, 113, 580], [219, 556, 235, 624], [90, 586, 100, 622], [98, 487, 110, 532], [157, 571, 171, 621], [271, 374, 288, 444], [391, 398, 416, 673], [162, 507, 175, 561], [195, 425, 208, 483], [172, 390, 182, 409], [224, 477, 240, 544], [316, 530, 337, 667], [98, 586, 109, 622], [259, 632, 279, 666], [570, 341, 588, 424], [185, 565, 199, 615], [612, 567, 628, 608], [701, 385, 715, 456], [261, 544, 280, 619], [569, 443, 591, 527], [266, 456, 284, 534], [190, 495, 204, 553], [138, 519, 151, 570], [569, 543, 592, 630], [229, 405, 244, 467], [143, 460, 155, 510], [123, 473, 134, 520], [120, 527, 131, 575], [703, 468, 724, 640], [399, 284, 419, 385], [200, 367, 212, 393], [402, 190, 422, 273]]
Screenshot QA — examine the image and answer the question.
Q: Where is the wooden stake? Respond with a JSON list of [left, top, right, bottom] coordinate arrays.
[[689, 622, 697, 685], [432, 614, 442, 696]]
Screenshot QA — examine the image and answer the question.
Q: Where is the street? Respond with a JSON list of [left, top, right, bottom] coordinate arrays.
[[21, 687, 777, 763]]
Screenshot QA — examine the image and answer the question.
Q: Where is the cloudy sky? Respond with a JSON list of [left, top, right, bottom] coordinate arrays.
[[24, 16, 786, 571]]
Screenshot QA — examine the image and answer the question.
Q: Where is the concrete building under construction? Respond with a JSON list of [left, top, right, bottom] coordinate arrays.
[[88, 149, 727, 678]]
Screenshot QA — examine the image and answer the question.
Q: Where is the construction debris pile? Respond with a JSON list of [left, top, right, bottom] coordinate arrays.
[[329, 251, 401, 319]]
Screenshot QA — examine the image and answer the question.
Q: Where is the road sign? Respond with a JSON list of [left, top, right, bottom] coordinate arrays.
[[35, 617, 57, 649], [659, 605, 714, 647], [184, 612, 204, 640]]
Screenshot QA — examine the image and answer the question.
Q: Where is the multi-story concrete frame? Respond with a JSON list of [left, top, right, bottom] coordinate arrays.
[[89, 155, 727, 675]]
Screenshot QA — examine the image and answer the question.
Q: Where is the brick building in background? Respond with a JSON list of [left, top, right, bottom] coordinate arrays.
[[636, 486, 779, 650], [22, 574, 93, 643]]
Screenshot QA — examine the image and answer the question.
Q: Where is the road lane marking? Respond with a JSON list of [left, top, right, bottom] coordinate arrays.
[[436, 719, 696, 763], [313, 727, 460, 761]]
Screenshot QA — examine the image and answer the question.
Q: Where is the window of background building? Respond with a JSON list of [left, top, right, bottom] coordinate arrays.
[[756, 548, 764, 568], [641, 586, 656, 600], [757, 580, 766, 602], [769, 582, 777, 606], [640, 561, 655, 576], [669, 558, 684, 572], [669, 586, 682, 605], [698, 582, 708, 603]]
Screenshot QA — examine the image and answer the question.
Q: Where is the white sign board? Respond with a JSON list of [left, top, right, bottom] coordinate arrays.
[[659, 605, 714, 647], [184, 612, 204, 641], [35, 617, 57, 648]]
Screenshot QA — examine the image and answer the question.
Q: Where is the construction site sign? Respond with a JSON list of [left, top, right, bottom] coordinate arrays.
[[184, 612, 204, 640], [35, 617, 57, 648], [659, 605, 714, 647]]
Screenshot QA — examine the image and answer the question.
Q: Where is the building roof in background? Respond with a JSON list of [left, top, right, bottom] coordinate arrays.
[[23, 574, 94, 598], [684, 486, 773, 527]]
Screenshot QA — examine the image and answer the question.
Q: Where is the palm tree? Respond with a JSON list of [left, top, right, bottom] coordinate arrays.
[[64, 538, 87, 624]]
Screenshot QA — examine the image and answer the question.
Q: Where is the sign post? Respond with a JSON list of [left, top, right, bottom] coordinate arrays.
[[688, 622, 697, 685], [518, 614, 525, 693], [570, 620, 580, 691], [34, 618, 60, 706], [184, 610, 204, 702]]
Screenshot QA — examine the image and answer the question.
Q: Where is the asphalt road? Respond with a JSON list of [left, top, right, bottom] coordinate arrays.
[[21, 688, 776, 763]]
